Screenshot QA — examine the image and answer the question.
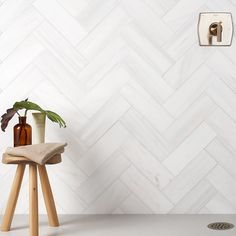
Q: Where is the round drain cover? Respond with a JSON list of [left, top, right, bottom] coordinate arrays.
[[207, 222, 234, 230]]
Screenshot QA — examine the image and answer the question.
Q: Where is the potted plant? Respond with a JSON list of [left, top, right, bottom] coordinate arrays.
[[1, 99, 66, 147]]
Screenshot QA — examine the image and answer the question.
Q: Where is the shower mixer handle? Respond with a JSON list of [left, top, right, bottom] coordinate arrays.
[[208, 21, 223, 44]]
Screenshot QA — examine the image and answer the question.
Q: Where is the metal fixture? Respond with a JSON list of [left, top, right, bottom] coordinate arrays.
[[208, 21, 222, 45], [198, 12, 233, 46], [207, 222, 234, 230]]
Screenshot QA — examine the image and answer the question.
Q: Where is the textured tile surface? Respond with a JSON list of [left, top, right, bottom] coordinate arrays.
[[0, 0, 236, 214]]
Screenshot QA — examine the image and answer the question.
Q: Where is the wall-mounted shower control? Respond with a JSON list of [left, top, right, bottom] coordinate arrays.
[[198, 12, 233, 46], [208, 21, 222, 44]]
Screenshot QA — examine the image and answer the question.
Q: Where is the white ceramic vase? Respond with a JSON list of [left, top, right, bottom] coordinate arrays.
[[32, 113, 46, 144]]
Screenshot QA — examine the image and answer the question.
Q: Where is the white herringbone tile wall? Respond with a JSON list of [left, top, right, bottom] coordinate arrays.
[[0, 0, 236, 214]]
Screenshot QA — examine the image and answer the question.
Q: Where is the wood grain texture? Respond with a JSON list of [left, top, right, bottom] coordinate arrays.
[[38, 165, 59, 227], [1, 164, 25, 231], [29, 164, 38, 236]]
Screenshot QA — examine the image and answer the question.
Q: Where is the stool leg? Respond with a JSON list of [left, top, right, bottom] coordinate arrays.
[[29, 164, 38, 236], [38, 165, 59, 227], [1, 164, 25, 231]]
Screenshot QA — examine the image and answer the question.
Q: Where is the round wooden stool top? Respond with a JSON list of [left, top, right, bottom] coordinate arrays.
[[2, 153, 62, 165]]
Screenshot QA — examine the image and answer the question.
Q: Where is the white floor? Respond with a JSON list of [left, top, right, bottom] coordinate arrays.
[[0, 215, 235, 236]]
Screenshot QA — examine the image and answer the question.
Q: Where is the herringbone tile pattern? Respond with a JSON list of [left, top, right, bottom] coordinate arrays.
[[0, 0, 236, 214]]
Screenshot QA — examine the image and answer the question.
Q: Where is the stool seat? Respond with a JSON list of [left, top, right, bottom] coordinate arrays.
[[2, 153, 62, 165]]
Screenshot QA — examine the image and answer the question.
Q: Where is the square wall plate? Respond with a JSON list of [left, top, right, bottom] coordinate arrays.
[[198, 12, 233, 46]]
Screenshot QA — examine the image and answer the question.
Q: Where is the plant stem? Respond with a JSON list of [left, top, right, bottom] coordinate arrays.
[[16, 111, 21, 117], [16, 126, 23, 146], [24, 127, 27, 145]]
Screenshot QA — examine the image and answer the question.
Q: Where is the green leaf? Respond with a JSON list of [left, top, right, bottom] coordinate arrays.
[[13, 100, 43, 113], [1, 99, 66, 131], [45, 110, 66, 128]]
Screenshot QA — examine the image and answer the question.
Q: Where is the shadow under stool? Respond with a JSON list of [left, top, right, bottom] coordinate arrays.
[[1, 153, 62, 236]]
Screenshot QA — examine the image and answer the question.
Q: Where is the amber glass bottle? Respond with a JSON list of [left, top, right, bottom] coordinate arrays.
[[14, 116, 32, 147]]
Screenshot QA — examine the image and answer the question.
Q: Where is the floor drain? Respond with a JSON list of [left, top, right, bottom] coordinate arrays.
[[207, 222, 234, 230]]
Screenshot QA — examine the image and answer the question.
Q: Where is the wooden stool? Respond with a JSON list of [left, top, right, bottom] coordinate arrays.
[[1, 153, 62, 236]]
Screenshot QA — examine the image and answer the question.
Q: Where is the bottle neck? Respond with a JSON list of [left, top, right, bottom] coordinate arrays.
[[19, 116, 27, 124]]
